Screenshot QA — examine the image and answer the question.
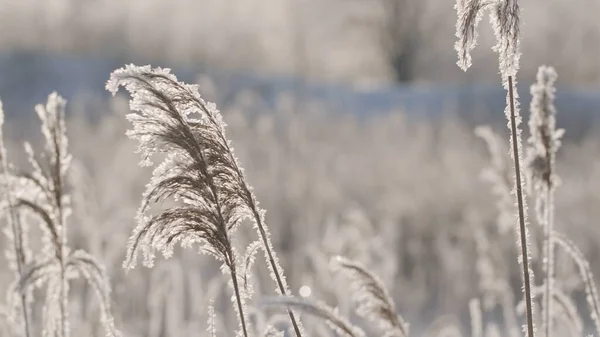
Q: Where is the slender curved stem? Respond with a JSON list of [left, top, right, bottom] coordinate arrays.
[[508, 75, 535, 337]]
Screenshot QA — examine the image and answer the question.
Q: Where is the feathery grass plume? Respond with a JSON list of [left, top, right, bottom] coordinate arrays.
[[331, 256, 408, 337], [260, 296, 365, 337], [552, 231, 600, 336], [526, 65, 563, 337], [107, 64, 304, 337], [106, 65, 252, 337], [469, 298, 482, 337], [455, 0, 533, 335], [0, 100, 32, 337], [8, 93, 120, 337]]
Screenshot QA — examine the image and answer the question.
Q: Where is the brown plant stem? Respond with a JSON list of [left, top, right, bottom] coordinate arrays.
[[508, 75, 535, 337]]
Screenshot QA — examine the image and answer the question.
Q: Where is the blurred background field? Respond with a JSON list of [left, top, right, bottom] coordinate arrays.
[[1, 0, 600, 336]]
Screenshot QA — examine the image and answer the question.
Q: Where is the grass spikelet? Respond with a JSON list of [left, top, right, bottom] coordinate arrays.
[[331, 256, 408, 337]]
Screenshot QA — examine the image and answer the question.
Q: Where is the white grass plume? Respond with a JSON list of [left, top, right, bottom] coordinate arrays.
[[331, 256, 408, 337]]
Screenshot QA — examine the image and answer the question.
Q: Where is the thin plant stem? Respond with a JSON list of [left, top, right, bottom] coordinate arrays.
[[508, 75, 535, 337]]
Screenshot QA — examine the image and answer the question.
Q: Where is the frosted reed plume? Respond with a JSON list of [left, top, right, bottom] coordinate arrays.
[[552, 231, 600, 336], [455, 0, 534, 335], [107, 64, 302, 336], [260, 296, 365, 337], [331, 256, 408, 337], [0, 100, 31, 337], [106, 65, 251, 336], [6, 93, 119, 337], [526, 65, 563, 337]]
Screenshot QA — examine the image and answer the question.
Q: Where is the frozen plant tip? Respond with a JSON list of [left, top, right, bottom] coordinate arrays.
[[332, 256, 408, 337], [107, 64, 303, 336]]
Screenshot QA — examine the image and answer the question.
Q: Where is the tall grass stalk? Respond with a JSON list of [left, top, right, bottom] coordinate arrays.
[[455, 0, 535, 336], [0, 100, 31, 337]]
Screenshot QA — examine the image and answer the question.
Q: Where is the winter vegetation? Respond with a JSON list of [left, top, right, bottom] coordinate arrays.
[[1, 0, 600, 337]]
